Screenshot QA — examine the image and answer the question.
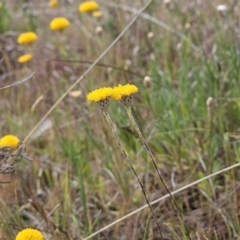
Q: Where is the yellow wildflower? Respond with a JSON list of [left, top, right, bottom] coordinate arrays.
[[0, 135, 20, 149], [17, 32, 38, 45], [18, 53, 32, 63], [79, 1, 99, 12], [50, 17, 70, 31], [49, 0, 58, 8], [15, 228, 44, 240], [92, 11, 102, 17], [87, 87, 113, 102], [111, 84, 138, 100], [69, 90, 82, 98]]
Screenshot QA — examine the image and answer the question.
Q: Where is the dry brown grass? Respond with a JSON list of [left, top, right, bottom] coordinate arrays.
[[1, 0, 240, 239]]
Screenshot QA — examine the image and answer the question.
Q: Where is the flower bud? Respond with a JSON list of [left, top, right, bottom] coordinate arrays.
[[147, 32, 154, 39], [206, 97, 214, 107], [216, 5, 228, 13], [95, 26, 103, 35], [143, 76, 152, 88]]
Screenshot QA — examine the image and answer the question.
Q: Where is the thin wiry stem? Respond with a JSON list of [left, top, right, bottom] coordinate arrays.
[[103, 111, 163, 239], [0, 207, 15, 237], [0, 72, 35, 90], [125, 106, 191, 240], [49, 59, 145, 78]]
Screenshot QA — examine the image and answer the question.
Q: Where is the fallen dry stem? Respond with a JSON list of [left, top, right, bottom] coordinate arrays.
[[0, 72, 35, 90], [82, 161, 240, 240], [98, 0, 201, 52], [22, 0, 153, 144]]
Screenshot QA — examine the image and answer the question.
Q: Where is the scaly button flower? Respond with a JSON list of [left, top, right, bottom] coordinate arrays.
[[17, 32, 38, 45], [18, 53, 32, 63], [15, 228, 44, 240], [79, 1, 99, 12], [111, 84, 138, 107], [0, 135, 20, 149], [50, 17, 70, 31], [87, 87, 113, 111], [49, 0, 58, 8]]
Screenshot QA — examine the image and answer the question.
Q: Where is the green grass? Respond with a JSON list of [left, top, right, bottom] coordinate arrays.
[[1, 0, 240, 239]]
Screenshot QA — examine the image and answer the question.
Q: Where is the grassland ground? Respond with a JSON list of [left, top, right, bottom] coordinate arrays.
[[1, 0, 240, 239]]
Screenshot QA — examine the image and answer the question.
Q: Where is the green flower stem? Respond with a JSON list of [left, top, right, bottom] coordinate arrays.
[[207, 104, 213, 172], [125, 106, 191, 240], [206, 101, 216, 200], [103, 111, 163, 239]]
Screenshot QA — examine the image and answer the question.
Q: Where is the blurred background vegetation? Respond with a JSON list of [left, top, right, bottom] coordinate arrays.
[[1, 0, 240, 239]]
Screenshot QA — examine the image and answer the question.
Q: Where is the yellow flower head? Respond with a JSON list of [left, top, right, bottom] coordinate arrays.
[[18, 53, 32, 63], [49, 0, 58, 8], [17, 32, 38, 45], [15, 228, 44, 240], [50, 17, 70, 31], [79, 1, 99, 12], [92, 11, 102, 17], [69, 90, 82, 98], [111, 84, 138, 100], [0, 135, 20, 149], [87, 87, 113, 102]]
